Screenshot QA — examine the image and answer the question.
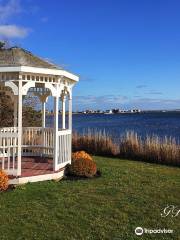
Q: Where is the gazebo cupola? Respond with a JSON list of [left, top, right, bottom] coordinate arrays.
[[0, 47, 79, 184]]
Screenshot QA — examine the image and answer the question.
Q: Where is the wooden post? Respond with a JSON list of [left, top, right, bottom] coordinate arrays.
[[42, 101, 46, 128], [14, 96, 18, 127], [36, 94, 48, 155], [68, 96, 72, 130], [41, 100, 46, 156], [62, 95, 66, 129], [17, 81, 22, 176], [34, 94, 48, 128], [53, 95, 59, 171]]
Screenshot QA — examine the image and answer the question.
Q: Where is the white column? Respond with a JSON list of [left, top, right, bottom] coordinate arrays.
[[41, 100, 46, 155], [53, 95, 59, 171], [42, 101, 46, 128], [61, 95, 66, 129], [17, 81, 22, 176], [14, 96, 18, 127], [68, 97, 72, 130]]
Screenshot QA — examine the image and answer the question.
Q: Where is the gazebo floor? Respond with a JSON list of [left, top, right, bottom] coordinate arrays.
[[0, 156, 54, 177], [19, 156, 54, 177], [0, 156, 66, 184]]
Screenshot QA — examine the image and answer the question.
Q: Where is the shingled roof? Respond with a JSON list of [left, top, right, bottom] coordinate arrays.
[[0, 47, 62, 69]]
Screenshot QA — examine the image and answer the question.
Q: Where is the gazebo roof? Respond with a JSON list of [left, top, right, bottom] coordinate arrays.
[[0, 47, 79, 82], [0, 47, 62, 69]]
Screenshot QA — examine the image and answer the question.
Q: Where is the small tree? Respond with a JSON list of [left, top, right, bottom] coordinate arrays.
[[0, 93, 41, 127], [22, 94, 41, 127], [0, 93, 13, 127], [0, 41, 5, 49]]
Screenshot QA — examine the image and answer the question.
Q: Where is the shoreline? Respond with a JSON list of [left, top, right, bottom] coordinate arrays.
[[46, 110, 180, 116]]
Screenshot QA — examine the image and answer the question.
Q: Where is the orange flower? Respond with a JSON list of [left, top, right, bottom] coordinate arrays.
[[69, 151, 97, 177], [69, 158, 97, 177], [72, 151, 93, 162], [0, 170, 9, 191]]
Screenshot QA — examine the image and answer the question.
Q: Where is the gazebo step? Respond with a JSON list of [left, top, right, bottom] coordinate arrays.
[[9, 170, 65, 185]]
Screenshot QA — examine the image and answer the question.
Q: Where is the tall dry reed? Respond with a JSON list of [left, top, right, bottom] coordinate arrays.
[[72, 130, 119, 157], [119, 132, 180, 166], [72, 130, 180, 167]]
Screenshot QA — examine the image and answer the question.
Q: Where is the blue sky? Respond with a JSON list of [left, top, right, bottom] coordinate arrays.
[[0, 0, 180, 110]]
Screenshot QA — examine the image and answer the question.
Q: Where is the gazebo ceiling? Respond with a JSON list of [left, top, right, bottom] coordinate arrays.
[[0, 47, 61, 69]]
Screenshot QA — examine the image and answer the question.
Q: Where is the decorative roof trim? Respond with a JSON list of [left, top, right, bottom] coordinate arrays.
[[0, 66, 79, 82]]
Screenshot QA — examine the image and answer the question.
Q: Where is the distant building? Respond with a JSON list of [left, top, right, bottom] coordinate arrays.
[[104, 110, 113, 114]]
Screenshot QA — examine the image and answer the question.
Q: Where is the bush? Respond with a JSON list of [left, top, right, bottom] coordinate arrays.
[[0, 170, 9, 191], [68, 152, 97, 177], [72, 151, 93, 162]]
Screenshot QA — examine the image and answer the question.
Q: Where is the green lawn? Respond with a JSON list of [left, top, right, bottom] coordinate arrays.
[[0, 156, 179, 240]]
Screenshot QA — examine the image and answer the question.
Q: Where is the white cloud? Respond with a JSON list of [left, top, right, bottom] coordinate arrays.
[[0, 25, 30, 38], [0, 0, 21, 23], [0, 0, 31, 39], [74, 95, 180, 110], [74, 95, 129, 110]]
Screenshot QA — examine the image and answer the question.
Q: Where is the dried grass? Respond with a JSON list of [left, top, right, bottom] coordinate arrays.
[[72, 130, 180, 167], [72, 130, 119, 157]]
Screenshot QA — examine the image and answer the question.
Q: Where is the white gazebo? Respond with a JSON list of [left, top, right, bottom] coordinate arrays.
[[0, 47, 79, 184]]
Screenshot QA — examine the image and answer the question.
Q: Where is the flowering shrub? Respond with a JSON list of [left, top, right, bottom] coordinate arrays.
[[72, 151, 93, 162], [69, 158, 97, 178], [0, 170, 9, 191]]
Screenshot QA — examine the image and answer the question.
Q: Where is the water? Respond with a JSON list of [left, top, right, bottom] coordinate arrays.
[[46, 112, 180, 142]]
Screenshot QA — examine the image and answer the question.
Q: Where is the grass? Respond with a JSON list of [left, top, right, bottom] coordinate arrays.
[[0, 156, 180, 240]]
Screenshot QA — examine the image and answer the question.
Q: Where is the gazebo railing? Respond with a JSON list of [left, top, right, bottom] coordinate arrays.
[[22, 127, 54, 156], [57, 129, 71, 166], [0, 127, 18, 134], [0, 127, 72, 175], [0, 130, 18, 175]]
